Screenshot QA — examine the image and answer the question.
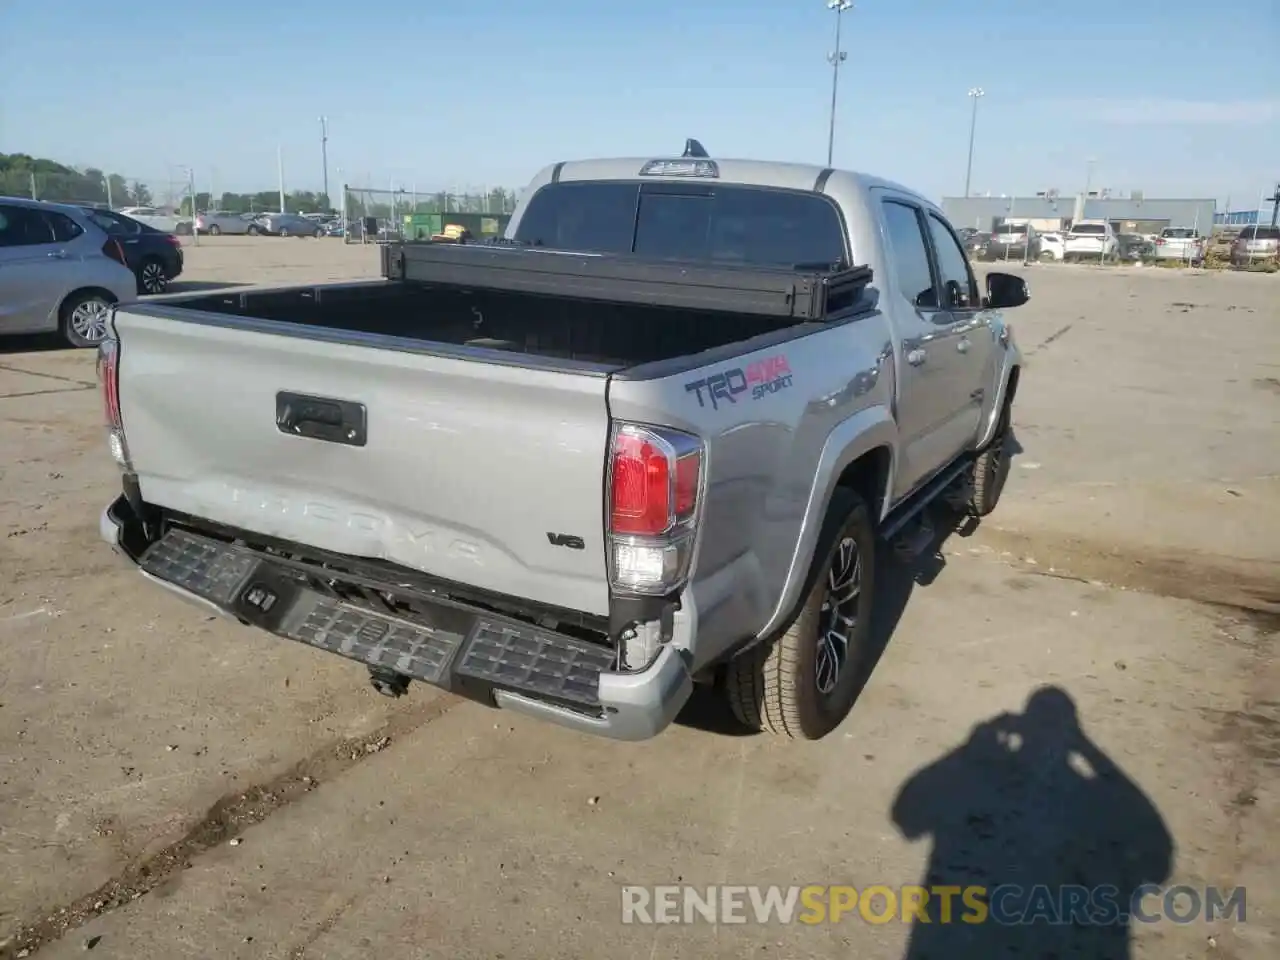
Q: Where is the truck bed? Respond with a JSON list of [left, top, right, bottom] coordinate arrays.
[[157, 242, 872, 370]]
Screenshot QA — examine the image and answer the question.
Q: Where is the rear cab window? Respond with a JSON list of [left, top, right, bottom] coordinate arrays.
[[512, 181, 848, 269]]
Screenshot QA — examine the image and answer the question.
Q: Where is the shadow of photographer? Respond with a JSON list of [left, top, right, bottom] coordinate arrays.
[[891, 686, 1174, 959]]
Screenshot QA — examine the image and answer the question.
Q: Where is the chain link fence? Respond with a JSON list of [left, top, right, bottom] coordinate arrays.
[[341, 185, 517, 244]]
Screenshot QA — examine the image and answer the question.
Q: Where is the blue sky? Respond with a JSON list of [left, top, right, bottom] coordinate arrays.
[[1, 0, 1277, 207]]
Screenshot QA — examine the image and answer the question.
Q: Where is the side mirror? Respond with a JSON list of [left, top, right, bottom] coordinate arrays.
[[984, 272, 1029, 309]]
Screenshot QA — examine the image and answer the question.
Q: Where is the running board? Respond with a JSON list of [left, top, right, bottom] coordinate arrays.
[[878, 456, 972, 542]]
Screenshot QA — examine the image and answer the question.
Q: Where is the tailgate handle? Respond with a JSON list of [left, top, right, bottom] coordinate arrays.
[[276, 392, 367, 447]]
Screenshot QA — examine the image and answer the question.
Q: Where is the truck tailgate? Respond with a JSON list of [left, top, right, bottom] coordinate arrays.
[[114, 310, 612, 617]]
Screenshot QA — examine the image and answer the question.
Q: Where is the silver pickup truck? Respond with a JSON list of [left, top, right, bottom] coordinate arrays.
[[97, 146, 1027, 743]]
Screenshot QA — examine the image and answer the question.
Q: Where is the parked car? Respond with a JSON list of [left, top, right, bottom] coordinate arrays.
[[252, 213, 327, 238], [79, 206, 184, 295], [115, 206, 188, 235], [1063, 220, 1120, 261], [964, 230, 991, 260], [98, 149, 1027, 743], [988, 223, 1040, 261], [0, 196, 137, 346], [1153, 228, 1205, 264], [1117, 233, 1154, 262], [195, 211, 258, 236], [1230, 225, 1280, 266], [1037, 231, 1065, 261]]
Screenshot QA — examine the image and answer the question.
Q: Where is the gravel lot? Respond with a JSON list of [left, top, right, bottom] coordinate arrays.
[[1, 238, 1277, 959]]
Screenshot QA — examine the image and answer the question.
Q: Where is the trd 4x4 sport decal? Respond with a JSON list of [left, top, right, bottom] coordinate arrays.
[[685, 355, 793, 410]]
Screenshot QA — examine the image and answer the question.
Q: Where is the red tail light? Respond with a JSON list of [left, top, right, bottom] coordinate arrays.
[[165, 234, 181, 247], [607, 423, 703, 594], [96, 337, 130, 468], [98, 338, 121, 427], [102, 238, 128, 265], [610, 428, 701, 536]]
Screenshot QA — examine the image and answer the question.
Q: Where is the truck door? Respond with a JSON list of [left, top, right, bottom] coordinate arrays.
[[922, 210, 992, 448], [876, 194, 978, 500]]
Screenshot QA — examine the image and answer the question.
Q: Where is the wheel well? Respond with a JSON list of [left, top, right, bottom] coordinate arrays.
[[834, 446, 892, 521], [58, 287, 119, 318], [1004, 365, 1021, 409]]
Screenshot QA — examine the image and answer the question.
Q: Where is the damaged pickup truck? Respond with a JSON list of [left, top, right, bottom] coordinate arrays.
[[98, 146, 1027, 742]]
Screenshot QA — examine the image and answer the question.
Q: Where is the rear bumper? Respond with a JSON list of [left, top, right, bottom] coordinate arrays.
[[100, 496, 692, 741]]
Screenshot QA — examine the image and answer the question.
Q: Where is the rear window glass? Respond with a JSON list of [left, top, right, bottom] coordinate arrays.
[[1244, 226, 1280, 240], [1072, 224, 1105, 235], [995, 224, 1028, 235], [512, 181, 847, 268]]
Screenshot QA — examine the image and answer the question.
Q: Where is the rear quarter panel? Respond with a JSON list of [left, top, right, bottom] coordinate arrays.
[[607, 312, 896, 668]]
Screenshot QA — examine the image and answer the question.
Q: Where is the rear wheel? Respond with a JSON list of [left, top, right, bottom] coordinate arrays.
[[59, 291, 115, 348], [208, 224, 221, 236], [725, 491, 876, 740], [313, 227, 324, 238], [246, 224, 261, 236], [137, 256, 168, 295]]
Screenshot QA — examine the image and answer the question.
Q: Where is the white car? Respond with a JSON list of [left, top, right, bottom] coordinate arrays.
[[1037, 232, 1066, 261], [1063, 220, 1119, 261], [116, 206, 194, 235]]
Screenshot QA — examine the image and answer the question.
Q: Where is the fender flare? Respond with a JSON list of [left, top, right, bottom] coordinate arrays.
[[975, 341, 1023, 451], [753, 404, 897, 641]]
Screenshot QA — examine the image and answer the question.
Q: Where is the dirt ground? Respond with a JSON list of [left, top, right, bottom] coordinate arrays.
[[1, 238, 1276, 959]]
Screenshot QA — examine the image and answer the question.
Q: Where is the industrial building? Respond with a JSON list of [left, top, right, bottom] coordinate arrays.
[[941, 194, 1216, 235]]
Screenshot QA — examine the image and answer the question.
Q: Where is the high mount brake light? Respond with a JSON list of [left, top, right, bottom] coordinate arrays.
[[607, 423, 703, 595], [638, 159, 719, 178]]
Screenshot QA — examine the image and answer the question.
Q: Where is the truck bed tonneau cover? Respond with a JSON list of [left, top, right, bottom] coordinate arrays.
[[381, 241, 873, 321]]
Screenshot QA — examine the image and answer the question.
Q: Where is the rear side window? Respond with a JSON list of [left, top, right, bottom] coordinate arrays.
[[46, 211, 84, 242], [513, 181, 847, 268], [926, 214, 978, 309], [0, 205, 57, 246], [880, 200, 937, 309]]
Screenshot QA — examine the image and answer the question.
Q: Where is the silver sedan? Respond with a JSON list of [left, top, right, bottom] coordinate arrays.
[[253, 213, 327, 238], [0, 196, 138, 347]]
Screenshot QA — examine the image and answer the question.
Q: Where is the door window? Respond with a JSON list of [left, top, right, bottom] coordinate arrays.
[[0, 205, 57, 247], [45, 211, 85, 242], [926, 214, 978, 309], [880, 200, 937, 309]]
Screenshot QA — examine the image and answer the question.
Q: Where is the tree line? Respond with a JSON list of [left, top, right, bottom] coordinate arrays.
[[2, 152, 519, 219]]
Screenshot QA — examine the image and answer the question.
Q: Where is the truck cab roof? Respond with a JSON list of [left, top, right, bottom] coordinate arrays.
[[528, 156, 933, 208]]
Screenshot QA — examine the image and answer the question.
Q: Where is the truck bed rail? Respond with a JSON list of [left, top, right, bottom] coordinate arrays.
[[382, 241, 873, 321]]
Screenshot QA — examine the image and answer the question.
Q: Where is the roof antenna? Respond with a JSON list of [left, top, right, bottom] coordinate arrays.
[[682, 139, 709, 158]]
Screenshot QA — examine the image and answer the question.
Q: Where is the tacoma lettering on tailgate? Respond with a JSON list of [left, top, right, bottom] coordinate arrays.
[[685, 354, 793, 410]]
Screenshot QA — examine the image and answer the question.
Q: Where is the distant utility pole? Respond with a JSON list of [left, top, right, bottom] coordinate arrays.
[[964, 87, 984, 197], [319, 116, 330, 210], [277, 145, 286, 213], [1268, 181, 1280, 229], [825, 0, 853, 167]]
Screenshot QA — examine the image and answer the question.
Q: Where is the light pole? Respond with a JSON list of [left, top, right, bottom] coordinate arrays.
[[825, 0, 853, 167], [964, 87, 984, 197], [319, 116, 330, 211]]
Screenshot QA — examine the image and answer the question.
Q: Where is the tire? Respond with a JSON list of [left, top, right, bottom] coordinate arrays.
[[313, 227, 324, 238], [280, 227, 290, 238], [137, 257, 168, 295], [246, 225, 261, 236], [725, 491, 876, 740], [970, 399, 1013, 517], [59, 291, 115, 348], [208, 224, 221, 236]]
